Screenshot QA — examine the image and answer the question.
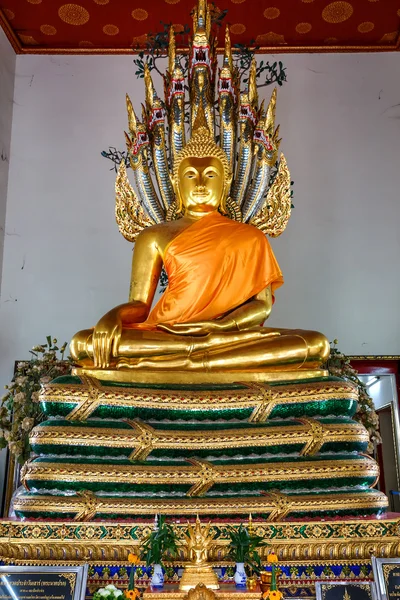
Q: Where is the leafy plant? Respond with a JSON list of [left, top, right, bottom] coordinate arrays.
[[140, 515, 178, 567], [226, 523, 267, 575], [0, 337, 72, 464], [326, 341, 381, 454]]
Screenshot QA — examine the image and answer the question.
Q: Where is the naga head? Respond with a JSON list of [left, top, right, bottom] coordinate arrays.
[[239, 58, 258, 126], [144, 64, 166, 132], [189, 0, 213, 78], [124, 94, 149, 165], [165, 26, 185, 107], [253, 88, 281, 166], [218, 26, 238, 105]]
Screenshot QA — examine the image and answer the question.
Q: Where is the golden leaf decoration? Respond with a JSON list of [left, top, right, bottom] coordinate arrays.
[[250, 153, 291, 238], [115, 162, 154, 243]]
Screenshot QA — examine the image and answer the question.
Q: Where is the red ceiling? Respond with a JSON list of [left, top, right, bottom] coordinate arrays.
[[0, 0, 399, 54]]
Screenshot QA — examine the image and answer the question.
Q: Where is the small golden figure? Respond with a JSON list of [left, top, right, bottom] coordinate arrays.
[[179, 516, 219, 591]]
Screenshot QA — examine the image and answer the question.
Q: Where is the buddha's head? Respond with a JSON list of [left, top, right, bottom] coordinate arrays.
[[172, 127, 232, 214]]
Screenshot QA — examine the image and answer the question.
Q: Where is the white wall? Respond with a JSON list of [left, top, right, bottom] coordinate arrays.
[[1, 51, 400, 396], [0, 28, 16, 505], [0, 28, 15, 300]]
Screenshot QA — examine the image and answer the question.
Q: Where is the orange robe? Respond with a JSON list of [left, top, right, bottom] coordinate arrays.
[[135, 211, 283, 329]]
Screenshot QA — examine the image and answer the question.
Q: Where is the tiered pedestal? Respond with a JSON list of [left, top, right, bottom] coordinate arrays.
[[14, 374, 387, 519], [3, 371, 395, 598]]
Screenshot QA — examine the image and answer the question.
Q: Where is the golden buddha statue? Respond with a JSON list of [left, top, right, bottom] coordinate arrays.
[[180, 516, 219, 591], [70, 5, 330, 384]]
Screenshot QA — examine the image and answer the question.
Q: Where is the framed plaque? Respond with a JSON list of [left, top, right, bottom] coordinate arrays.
[[316, 581, 377, 600], [373, 557, 400, 600], [0, 565, 88, 600]]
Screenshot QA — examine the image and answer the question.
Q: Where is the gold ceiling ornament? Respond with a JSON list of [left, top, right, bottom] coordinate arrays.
[[131, 8, 148, 21], [322, 2, 354, 24], [40, 24, 57, 35], [379, 31, 398, 43], [103, 24, 119, 36], [230, 23, 246, 35], [19, 34, 38, 45], [264, 8, 281, 20], [296, 23, 312, 34], [117, 6, 291, 243], [357, 22, 375, 33], [3, 9, 15, 20], [58, 4, 90, 26], [255, 32, 286, 45]]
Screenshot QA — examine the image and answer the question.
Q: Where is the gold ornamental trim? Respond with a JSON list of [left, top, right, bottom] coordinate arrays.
[[1, 511, 397, 563], [30, 418, 368, 460], [38, 377, 358, 422], [13, 490, 388, 522], [22, 457, 379, 496]]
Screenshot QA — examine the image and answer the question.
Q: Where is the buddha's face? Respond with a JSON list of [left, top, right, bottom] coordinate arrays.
[[177, 156, 225, 213]]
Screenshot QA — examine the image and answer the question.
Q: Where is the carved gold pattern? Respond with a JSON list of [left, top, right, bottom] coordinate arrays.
[[13, 490, 387, 523], [184, 584, 217, 600], [38, 378, 358, 421], [145, 584, 261, 600], [59, 572, 76, 594], [1, 514, 399, 564], [250, 154, 291, 238], [21, 456, 378, 494], [382, 563, 400, 586], [115, 161, 153, 243], [30, 418, 368, 458]]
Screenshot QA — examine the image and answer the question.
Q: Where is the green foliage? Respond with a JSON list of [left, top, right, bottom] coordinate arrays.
[[140, 515, 179, 567], [226, 524, 267, 575], [326, 342, 381, 453], [0, 338, 72, 464]]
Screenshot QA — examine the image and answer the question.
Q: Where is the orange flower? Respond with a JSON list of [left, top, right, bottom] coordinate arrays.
[[128, 553, 140, 565], [125, 590, 140, 599], [267, 551, 278, 563], [263, 591, 282, 600]]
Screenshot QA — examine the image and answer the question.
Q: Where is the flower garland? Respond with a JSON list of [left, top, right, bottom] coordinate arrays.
[[326, 341, 381, 454], [0, 337, 72, 464]]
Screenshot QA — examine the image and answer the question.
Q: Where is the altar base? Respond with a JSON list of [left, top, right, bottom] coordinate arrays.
[[1, 516, 399, 564], [143, 583, 260, 600], [179, 565, 220, 591]]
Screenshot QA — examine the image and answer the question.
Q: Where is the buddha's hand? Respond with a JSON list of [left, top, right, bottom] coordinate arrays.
[[158, 321, 223, 336], [92, 311, 122, 368]]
